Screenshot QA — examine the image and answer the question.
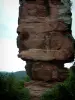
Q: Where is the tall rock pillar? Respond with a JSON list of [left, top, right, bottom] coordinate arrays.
[[17, 0, 74, 82]]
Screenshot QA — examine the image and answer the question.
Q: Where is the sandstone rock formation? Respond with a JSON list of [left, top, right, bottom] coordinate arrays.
[[17, 0, 74, 82]]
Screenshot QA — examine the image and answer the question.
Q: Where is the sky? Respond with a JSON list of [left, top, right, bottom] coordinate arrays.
[[0, 0, 25, 72], [0, 0, 75, 72]]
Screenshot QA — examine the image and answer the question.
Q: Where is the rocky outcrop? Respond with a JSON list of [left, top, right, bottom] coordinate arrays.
[[24, 81, 61, 100], [17, 0, 74, 83], [17, 0, 74, 99]]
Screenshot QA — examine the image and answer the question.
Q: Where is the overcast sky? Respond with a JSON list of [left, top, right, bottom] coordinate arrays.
[[0, 0, 75, 72], [0, 0, 25, 72]]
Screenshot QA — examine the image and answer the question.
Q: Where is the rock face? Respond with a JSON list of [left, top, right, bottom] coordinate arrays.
[[32, 61, 69, 81], [24, 81, 60, 100], [17, 0, 74, 82]]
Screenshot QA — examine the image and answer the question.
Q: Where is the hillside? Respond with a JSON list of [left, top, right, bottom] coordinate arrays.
[[0, 71, 27, 79], [13, 71, 27, 79]]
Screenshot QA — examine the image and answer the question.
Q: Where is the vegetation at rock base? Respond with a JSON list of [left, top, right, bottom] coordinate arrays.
[[40, 62, 75, 100], [24, 75, 31, 82], [1, 61, 75, 100], [0, 72, 30, 100]]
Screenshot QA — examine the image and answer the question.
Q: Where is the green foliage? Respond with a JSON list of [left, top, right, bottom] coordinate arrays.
[[41, 84, 72, 100], [61, 0, 72, 7], [58, 0, 72, 25], [41, 63, 75, 100], [0, 73, 30, 100], [13, 71, 26, 79], [18, 88, 30, 100], [64, 63, 75, 99], [24, 75, 31, 82]]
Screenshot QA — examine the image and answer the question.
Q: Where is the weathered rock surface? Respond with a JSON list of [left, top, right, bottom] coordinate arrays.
[[24, 81, 60, 100], [25, 61, 69, 81], [17, 0, 74, 82], [17, 0, 74, 100], [18, 32, 73, 62], [32, 62, 68, 81], [17, 0, 74, 63]]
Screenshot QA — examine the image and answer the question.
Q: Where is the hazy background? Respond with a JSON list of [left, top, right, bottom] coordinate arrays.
[[0, 0, 75, 72]]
